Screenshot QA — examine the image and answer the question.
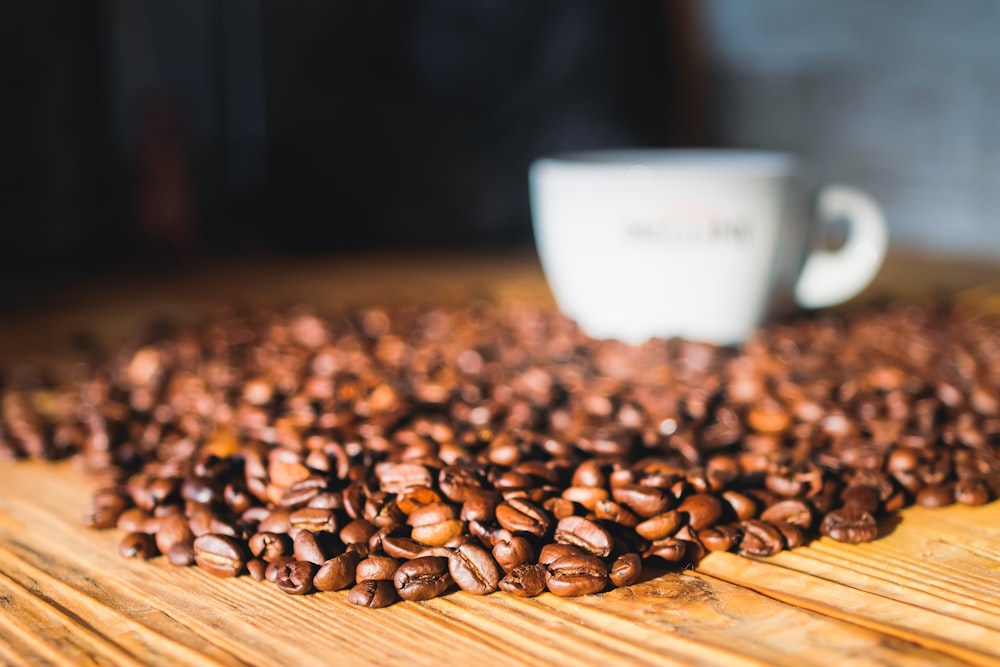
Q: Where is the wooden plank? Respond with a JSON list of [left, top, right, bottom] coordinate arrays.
[[0, 461, 983, 667]]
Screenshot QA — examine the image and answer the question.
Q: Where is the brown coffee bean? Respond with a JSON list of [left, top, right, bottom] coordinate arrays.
[[492, 535, 534, 574], [643, 537, 687, 562], [609, 553, 642, 587], [167, 540, 196, 566], [348, 580, 398, 608], [340, 519, 378, 546], [738, 520, 785, 556], [610, 484, 673, 518], [116, 507, 151, 532], [840, 484, 881, 515], [275, 560, 316, 595], [193, 533, 246, 577], [448, 543, 500, 595], [546, 554, 608, 597], [380, 536, 426, 560], [396, 486, 442, 515], [356, 555, 400, 582], [314, 551, 362, 591], [83, 489, 129, 529], [288, 507, 337, 535], [247, 558, 268, 581], [119, 531, 157, 559], [698, 524, 742, 552], [759, 499, 814, 530], [393, 556, 453, 601], [538, 543, 587, 566], [677, 493, 723, 531], [955, 477, 991, 505], [820, 508, 879, 544], [634, 510, 683, 541], [554, 516, 612, 557], [249, 531, 292, 562], [916, 484, 955, 508], [499, 563, 548, 598], [495, 498, 552, 537], [155, 512, 194, 554], [721, 491, 759, 521], [408, 503, 464, 547], [265, 556, 297, 583], [293, 530, 330, 565]]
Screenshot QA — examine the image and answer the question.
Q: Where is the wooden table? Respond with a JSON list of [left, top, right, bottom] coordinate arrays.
[[2, 250, 1000, 667]]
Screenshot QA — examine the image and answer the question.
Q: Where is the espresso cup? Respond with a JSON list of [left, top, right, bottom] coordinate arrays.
[[529, 149, 888, 345]]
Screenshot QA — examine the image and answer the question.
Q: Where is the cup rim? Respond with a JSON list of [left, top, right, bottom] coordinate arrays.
[[532, 148, 797, 175]]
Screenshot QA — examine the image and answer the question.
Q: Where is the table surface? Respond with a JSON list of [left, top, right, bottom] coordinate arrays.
[[3, 249, 1000, 667]]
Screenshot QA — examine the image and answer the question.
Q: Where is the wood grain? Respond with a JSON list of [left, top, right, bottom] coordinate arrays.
[[0, 462, 988, 667], [3, 251, 1000, 666]]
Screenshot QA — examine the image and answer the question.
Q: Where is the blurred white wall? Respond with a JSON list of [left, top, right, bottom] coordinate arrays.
[[703, 0, 1000, 259]]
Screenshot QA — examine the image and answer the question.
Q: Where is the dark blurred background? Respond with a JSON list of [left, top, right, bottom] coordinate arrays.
[[2, 0, 998, 309]]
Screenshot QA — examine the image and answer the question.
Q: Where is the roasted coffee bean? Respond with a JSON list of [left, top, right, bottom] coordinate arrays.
[[610, 484, 672, 518], [393, 556, 452, 601], [408, 502, 464, 547], [554, 516, 612, 558], [460, 491, 501, 522], [247, 558, 268, 581], [492, 535, 534, 573], [820, 508, 879, 544], [609, 553, 642, 588], [340, 519, 378, 546], [721, 491, 759, 521], [119, 531, 157, 559], [356, 555, 400, 582], [643, 537, 687, 562], [738, 520, 785, 556], [538, 543, 587, 566], [275, 560, 316, 595], [265, 556, 297, 583], [955, 477, 991, 505], [698, 524, 742, 552], [448, 543, 500, 595], [381, 536, 427, 560], [193, 533, 246, 577], [155, 512, 194, 554], [249, 531, 292, 562], [314, 551, 362, 592], [348, 579, 398, 608], [772, 521, 806, 550], [293, 530, 330, 565], [759, 499, 814, 530], [499, 563, 548, 598], [634, 510, 683, 541], [546, 554, 608, 597], [494, 498, 552, 537], [167, 540, 196, 566], [594, 499, 640, 528], [83, 489, 129, 529], [840, 484, 881, 515], [396, 486, 442, 516], [916, 484, 955, 508], [288, 508, 337, 535], [117, 507, 151, 532]]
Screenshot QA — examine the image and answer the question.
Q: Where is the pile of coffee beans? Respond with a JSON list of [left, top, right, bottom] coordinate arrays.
[[2, 301, 999, 607]]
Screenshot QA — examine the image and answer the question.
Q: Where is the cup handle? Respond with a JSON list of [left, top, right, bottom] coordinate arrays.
[[793, 184, 889, 309]]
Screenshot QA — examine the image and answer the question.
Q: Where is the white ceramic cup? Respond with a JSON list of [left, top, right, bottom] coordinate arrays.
[[529, 149, 888, 345]]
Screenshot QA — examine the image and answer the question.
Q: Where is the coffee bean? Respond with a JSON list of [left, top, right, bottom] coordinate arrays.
[[738, 520, 785, 556], [119, 531, 157, 559], [820, 508, 879, 544], [698, 524, 742, 552], [677, 493, 723, 531], [314, 551, 362, 592], [356, 555, 400, 582], [293, 530, 331, 565], [916, 484, 955, 508], [494, 498, 552, 537], [955, 477, 990, 505], [348, 580, 398, 608], [249, 531, 292, 562], [247, 558, 268, 581], [759, 499, 814, 530], [609, 553, 642, 587], [275, 560, 316, 595], [634, 510, 683, 541], [161, 538, 193, 565], [394, 556, 452, 601], [499, 563, 548, 598], [193, 533, 246, 577], [610, 484, 673, 518], [155, 513, 194, 555], [643, 537, 687, 562], [554, 516, 612, 558], [448, 543, 500, 595], [408, 502, 464, 547], [492, 535, 534, 573], [546, 554, 608, 597]]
